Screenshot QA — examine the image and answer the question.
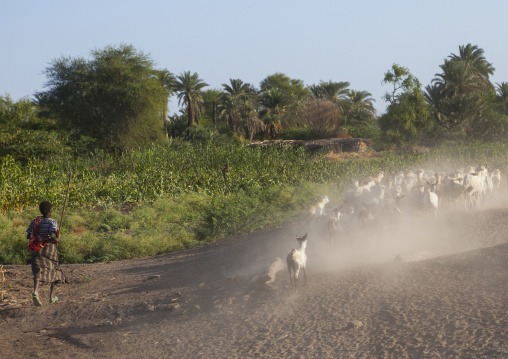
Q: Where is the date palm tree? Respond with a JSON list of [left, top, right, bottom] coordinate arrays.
[[449, 43, 494, 91], [496, 82, 508, 115], [156, 69, 176, 137], [219, 79, 258, 134], [433, 59, 483, 97], [237, 101, 265, 141], [222, 78, 257, 98], [259, 88, 287, 138], [309, 81, 350, 102], [342, 90, 376, 124], [175, 71, 208, 127], [425, 83, 448, 127], [429, 44, 493, 134]]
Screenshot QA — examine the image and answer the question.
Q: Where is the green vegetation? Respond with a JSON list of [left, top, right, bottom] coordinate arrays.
[[2, 141, 508, 265], [2, 42, 508, 265]]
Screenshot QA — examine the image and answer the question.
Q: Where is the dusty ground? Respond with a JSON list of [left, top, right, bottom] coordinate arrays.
[[1, 197, 508, 358]]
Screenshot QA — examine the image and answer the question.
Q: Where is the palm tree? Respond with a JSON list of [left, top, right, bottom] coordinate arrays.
[[496, 82, 508, 115], [155, 69, 176, 137], [433, 59, 483, 97], [218, 79, 258, 134], [222, 78, 257, 98], [343, 90, 376, 124], [308, 81, 350, 103], [237, 102, 265, 141], [218, 96, 242, 132], [425, 83, 448, 127], [449, 44, 494, 91], [428, 44, 494, 134], [259, 88, 288, 138], [175, 71, 208, 126], [440, 94, 486, 134]]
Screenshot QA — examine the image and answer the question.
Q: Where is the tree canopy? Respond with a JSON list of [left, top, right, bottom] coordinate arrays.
[[37, 44, 167, 152]]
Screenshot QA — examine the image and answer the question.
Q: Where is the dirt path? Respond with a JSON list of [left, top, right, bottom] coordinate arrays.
[[1, 204, 508, 358]]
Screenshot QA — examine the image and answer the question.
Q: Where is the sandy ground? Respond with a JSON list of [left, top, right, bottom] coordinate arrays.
[[1, 196, 508, 358]]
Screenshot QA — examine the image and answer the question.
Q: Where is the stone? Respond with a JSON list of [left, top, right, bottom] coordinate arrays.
[[348, 320, 363, 330]]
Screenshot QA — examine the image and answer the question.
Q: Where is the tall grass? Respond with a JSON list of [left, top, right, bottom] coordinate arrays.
[[1, 141, 508, 265]]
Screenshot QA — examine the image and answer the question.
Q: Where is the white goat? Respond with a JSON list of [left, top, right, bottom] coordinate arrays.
[[305, 195, 330, 223], [423, 181, 439, 218], [463, 166, 487, 209], [287, 234, 308, 292], [370, 170, 385, 185]]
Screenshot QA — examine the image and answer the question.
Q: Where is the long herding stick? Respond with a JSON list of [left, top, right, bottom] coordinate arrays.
[[58, 172, 73, 237]]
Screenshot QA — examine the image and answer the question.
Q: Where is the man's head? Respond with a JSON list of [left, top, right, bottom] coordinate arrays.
[[39, 201, 52, 216]]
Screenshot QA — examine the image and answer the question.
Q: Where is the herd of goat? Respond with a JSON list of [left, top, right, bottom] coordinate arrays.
[[286, 165, 503, 291]]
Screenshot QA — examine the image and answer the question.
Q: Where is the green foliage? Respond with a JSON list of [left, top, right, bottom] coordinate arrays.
[[260, 73, 310, 102], [308, 81, 350, 102], [347, 124, 382, 141], [380, 64, 432, 147], [0, 95, 39, 131], [342, 90, 377, 125], [175, 71, 209, 126], [37, 44, 167, 152], [3, 141, 508, 264], [0, 129, 95, 161], [425, 44, 496, 140], [280, 127, 315, 140], [0, 214, 31, 265]]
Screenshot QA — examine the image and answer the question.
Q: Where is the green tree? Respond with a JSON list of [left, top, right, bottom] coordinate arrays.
[[260, 73, 310, 102], [218, 79, 258, 134], [0, 95, 39, 130], [342, 90, 376, 125], [155, 69, 177, 137], [37, 44, 167, 151], [237, 101, 265, 141], [427, 44, 494, 138], [379, 64, 431, 147], [308, 80, 350, 103], [201, 88, 222, 127], [175, 71, 208, 127], [449, 43, 494, 91], [495, 82, 508, 115], [259, 88, 291, 138]]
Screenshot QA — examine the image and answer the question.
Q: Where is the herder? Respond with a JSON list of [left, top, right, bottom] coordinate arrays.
[[26, 201, 65, 306]]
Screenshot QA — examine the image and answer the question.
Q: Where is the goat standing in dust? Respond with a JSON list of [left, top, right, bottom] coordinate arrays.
[[423, 181, 439, 219], [287, 234, 308, 292], [327, 207, 343, 248], [305, 195, 329, 224]]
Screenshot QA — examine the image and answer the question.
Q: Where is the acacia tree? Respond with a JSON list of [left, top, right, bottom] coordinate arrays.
[[37, 44, 167, 151], [379, 64, 431, 147], [175, 71, 208, 127], [0, 95, 39, 130]]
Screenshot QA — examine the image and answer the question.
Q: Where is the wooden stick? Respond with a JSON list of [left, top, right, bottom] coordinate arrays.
[[59, 172, 73, 236]]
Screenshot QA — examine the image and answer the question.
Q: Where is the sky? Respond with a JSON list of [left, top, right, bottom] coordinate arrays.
[[2, 0, 508, 115]]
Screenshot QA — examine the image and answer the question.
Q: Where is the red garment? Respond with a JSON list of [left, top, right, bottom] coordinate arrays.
[[28, 216, 50, 252]]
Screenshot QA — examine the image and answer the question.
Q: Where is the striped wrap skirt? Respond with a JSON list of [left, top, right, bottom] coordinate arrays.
[[31, 243, 65, 283]]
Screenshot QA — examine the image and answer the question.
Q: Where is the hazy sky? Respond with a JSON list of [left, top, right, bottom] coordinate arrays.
[[2, 0, 508, 115]]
